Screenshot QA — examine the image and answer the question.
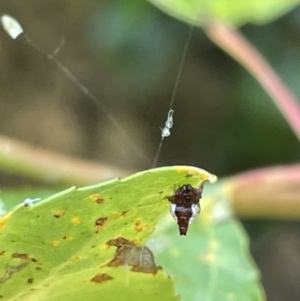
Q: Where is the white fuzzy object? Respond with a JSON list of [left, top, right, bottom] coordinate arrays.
[[1, 14, 23, 39]]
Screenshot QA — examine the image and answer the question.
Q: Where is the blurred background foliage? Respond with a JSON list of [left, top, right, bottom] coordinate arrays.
[[0, 0, 300, 300]]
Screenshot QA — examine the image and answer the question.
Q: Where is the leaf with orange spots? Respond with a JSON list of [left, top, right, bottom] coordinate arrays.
[[0, 166, 216, 301], [149, 181, 266, 301]]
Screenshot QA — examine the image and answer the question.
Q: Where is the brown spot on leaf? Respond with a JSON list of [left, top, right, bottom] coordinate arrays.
[[62, 235, 73, 241], [36, 267, 42, 271], [90, 273, 113, 284], [53, 210, 65, 218], [89, 194, 105, 204], [95, 217, 107, 226], [0, 251, 5, 256], [159, 191, 164, 194], [106, 237, 160, 274], [12, 253, 30, 260], [27, 278, 33, 284], [10, 253, 35, 267], [95, 217, 108, 233]]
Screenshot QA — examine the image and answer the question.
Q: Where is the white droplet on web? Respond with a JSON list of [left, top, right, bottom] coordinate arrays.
[[165, 109, 174, 129], [1, 14, 23, 39], [161, 109, 174, 139]]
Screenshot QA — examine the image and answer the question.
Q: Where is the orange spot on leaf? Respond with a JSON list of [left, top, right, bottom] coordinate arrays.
[[134, 219, 147, 232], [71, 217, 80, 225], [53, 209, 65, 218], [52, 240, 60, 247], [89, 194, 105, 204]]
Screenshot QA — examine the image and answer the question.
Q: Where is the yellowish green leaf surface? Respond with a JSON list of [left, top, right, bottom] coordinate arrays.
[[0, 166, 216, 301], [149, 182, 266, 301], [148, 0, 300, 27]]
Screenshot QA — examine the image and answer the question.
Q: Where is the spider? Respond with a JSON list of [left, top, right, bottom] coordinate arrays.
[[166, 182, 204, 236]]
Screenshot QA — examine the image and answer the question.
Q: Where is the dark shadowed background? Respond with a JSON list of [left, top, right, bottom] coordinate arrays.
[[1, 1, 300, 300]]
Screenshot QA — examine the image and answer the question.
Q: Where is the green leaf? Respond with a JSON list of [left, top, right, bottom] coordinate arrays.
[[0, 166, 216, 301], [149, 181, 266, 301], [148, 0, 300, 27]]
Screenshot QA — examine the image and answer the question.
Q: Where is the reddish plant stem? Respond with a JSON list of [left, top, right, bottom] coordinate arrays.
[[0, 135, 131, 186], [227, 164, 300, 219], [205, 22, 300, 141]]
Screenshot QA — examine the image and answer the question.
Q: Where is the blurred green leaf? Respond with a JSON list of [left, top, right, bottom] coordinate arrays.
[[0, 166, 215, 301], [149, 181, 265, 301], [148, 0, 300, 27], [0, 188, 59, 213]]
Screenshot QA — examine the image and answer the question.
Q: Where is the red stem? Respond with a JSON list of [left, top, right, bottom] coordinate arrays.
[[205, 22, 300, 141], [227, 164, 300, 218], [0, 134, 131, 186]]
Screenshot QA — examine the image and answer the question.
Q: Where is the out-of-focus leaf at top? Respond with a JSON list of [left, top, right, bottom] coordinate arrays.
[[0, 166, 216, 301], [148, 181, 266, 301], [148, 0, 300, 27]]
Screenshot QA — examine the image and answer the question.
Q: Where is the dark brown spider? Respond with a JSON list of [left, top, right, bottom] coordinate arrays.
[[166, 182, 204, 236]]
